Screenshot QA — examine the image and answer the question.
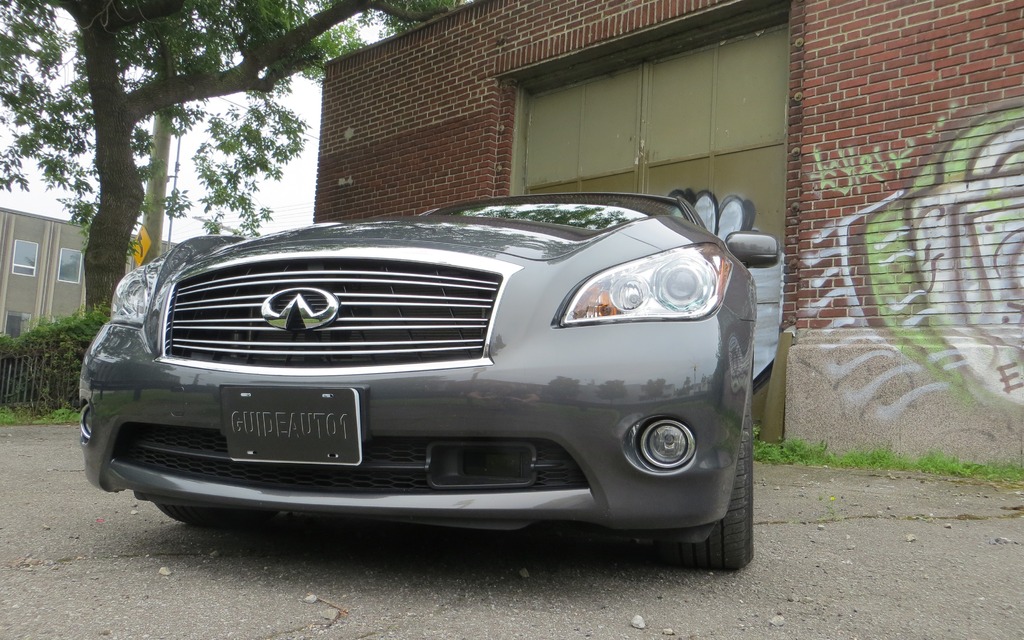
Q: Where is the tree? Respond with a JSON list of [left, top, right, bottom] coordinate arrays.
[[640, 377, 667, 400], [596, 379, 628, 404], [544, 376, 581, 402], [0, 0, 462, 309]]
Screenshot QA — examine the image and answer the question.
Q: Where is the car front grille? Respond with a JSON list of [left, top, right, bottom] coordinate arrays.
[[116, 425, 589, 493], [164, 258, 503, 368]]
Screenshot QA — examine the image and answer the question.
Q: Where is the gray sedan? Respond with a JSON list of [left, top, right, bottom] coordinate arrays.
[[79, 193, 778, 569]]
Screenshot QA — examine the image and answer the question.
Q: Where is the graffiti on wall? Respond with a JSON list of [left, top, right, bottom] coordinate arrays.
[[809, 145, 915, 197], [803, 105, 1024, 419], [669, 188, 784, 382]]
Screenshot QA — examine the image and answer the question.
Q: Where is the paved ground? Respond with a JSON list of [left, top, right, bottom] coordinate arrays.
[[1, 425, 1021, 640]]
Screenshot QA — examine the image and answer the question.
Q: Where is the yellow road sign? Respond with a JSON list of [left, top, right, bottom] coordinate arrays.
[[133, 225, 152, 266]]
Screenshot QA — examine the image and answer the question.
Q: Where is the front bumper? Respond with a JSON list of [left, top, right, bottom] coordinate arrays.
[[81, 315, 752, 534]]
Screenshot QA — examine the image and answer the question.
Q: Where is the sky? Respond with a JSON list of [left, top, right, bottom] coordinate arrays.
[[0, 71, 328, 246]]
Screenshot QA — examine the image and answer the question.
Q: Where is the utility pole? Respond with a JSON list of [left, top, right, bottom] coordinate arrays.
[[139, 37, 175, 266], [166, 135, 182, 249], [140, 112, 172, 264]]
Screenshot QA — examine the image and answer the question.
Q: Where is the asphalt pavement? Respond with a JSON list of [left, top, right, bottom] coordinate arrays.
[[2, 424, 1021, 640]]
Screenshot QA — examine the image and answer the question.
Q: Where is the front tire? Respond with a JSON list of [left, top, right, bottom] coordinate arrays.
[[656, 411, 754, 569], [154, 503, 278, 528]]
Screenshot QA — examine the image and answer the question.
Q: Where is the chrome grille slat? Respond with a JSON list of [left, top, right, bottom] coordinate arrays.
[[332, 301, 492, 308], [332, 316, 489, 323], [174, 297, 492, 313], [173, 322, 489, 331], [165, 257, 504, 368], [177, 273, 499, 297], [332, 292, 493, 303], [175, 321, 487, 331], [173, 344, 484, 357], [176, 338, 484, 348], [171, 302, 263, 312], [173, 294, 267, 308], [177, 267, 501, 287]]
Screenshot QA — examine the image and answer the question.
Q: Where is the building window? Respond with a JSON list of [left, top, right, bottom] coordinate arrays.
[[57, 248, 83, 284], [4, 312, 31, 338], [12, 239, 38, 277]]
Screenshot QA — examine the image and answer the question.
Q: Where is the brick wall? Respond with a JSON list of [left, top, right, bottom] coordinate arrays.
[[792, 0, 1024, 330], [316, 0, 722, 222], [784, 0, 1023, 461]]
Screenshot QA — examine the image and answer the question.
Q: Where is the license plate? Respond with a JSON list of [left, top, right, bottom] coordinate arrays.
[[221, 387, 362, 465]]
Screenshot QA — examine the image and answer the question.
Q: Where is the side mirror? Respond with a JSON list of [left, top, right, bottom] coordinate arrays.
[[725, 231, 780, 268]]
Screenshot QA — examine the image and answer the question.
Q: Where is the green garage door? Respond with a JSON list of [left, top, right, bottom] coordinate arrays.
[[523, 27, 788, 240], [522, 28, 789, 382]]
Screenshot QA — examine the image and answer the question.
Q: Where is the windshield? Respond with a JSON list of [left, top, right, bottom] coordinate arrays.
[[424, 193, 699, 229], [429, 203, 650, 230]]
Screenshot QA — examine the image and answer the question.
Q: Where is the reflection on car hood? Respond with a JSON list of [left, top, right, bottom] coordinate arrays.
[[203, 217, 622, 263]]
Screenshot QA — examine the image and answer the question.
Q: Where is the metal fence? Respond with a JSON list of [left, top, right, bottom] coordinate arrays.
[[0, 353, 79, 410]]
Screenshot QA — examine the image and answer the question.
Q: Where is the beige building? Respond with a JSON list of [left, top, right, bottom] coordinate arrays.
[[0, 207, 86, 337]]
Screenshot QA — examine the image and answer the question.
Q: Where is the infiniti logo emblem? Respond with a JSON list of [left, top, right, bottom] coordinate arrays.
[[261, 288, 340, 331]]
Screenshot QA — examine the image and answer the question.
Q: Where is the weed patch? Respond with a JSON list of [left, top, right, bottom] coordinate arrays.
[[0, 406, 81, 425], [754, 432, 1024, 484]]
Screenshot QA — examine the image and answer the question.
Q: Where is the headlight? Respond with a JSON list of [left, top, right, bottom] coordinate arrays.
[[110, 258, 164, 325], [563, 244, 732, 325]]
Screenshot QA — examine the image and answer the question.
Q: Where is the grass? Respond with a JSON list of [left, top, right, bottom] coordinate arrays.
[[754, 433, 1024, 484], [0, 406, 80, 426]]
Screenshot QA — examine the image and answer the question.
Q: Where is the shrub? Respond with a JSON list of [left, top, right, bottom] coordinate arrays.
[[0, 309, 109, 411]]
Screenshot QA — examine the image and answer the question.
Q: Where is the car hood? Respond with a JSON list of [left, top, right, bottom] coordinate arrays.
[[199, 217, 630, 263]]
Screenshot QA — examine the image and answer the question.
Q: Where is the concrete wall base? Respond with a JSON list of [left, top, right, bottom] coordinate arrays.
[[785, 327, 1023, 465]]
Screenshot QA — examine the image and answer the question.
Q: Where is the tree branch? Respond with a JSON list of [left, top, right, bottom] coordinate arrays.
[[106, 0, 186, 30], [369, 0, 454, 23], [125, 0, 367, 117], [254, 54, 324, 92], [53, 0, 86, 23], [124, 0, 455, 119], [62, 0, 187, 32]]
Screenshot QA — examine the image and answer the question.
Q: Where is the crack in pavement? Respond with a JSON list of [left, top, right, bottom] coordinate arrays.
[[755, 510, 1024, 526]]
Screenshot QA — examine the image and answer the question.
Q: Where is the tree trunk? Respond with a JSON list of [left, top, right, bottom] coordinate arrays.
[[78, 13, 145, 310], [85, 159, 144, 310]]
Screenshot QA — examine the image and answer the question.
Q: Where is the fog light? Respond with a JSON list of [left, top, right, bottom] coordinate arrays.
[[639, 419, 695, 469], [80, 405, 92, 444]]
